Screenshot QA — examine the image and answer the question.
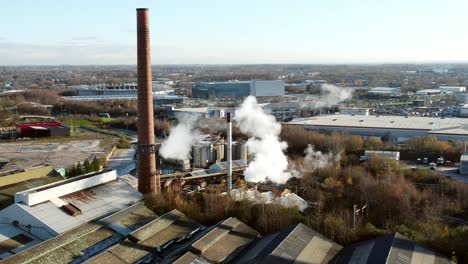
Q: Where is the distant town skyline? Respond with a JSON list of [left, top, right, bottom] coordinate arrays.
[[1, 0, 468, 65]]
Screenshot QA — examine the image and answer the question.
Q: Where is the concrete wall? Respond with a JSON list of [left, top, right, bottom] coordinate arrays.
[[0, 166, 55, 187], [15, 170, 117, 206], [0, 204, 57, 240]]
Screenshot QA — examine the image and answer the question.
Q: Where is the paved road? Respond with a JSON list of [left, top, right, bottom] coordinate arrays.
[[105, 145, 136, 176], [402, 161, 468, 184]]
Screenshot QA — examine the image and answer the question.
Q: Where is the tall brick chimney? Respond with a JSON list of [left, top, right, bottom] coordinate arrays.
[[136, 8, 159, 194]]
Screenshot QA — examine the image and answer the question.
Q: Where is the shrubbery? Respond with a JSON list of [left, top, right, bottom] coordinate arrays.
[[67, 157, 101, 177]]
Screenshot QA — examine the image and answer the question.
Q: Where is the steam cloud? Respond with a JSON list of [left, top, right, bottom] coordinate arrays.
[[159, 114, 201, 160], [300, 84, 353, 109], [302, 144, 339, 172], [235, 96, 291, 184], [159, 83, 351, 184]]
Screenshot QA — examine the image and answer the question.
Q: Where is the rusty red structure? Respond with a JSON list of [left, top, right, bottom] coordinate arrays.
[[136, 8, 159, 194]]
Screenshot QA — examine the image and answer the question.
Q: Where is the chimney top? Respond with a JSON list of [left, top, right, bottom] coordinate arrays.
[[136, 8, 149, 11]]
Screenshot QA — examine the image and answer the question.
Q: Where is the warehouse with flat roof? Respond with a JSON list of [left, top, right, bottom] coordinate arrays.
[[288, 114, 468, 142]]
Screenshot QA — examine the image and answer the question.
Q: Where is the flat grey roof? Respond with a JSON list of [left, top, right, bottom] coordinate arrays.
[[288, 114, 468, 135]]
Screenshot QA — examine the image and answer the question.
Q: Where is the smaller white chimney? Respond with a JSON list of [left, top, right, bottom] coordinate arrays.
[[227, 113, 232, 192]]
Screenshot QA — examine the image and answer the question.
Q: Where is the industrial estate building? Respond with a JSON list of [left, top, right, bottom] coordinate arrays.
[[368, 87, 401, 96], [15, 121, 70, 138], [460, 154, 468, 175], [75, 82, 173, 97], [0, 202, 451, 263], [191, 80, 285, 99], [288, 114, 468, 142]]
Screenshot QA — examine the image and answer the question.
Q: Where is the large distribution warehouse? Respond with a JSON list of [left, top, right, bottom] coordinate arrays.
[[191, 80, 285, 99], [288, 114, 468, 142]]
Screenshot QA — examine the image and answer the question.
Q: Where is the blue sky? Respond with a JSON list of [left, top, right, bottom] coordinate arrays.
[[1, 0, 468, 65]]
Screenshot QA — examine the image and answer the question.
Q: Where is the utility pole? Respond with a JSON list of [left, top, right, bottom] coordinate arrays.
[[353, 204, 357, 230]]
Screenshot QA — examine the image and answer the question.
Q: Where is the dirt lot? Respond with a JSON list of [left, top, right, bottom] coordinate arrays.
[[0, 139, 110, 172]]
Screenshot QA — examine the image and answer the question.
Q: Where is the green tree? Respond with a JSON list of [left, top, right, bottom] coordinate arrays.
[[76, 162, 84, 175], [364, 137, 384, 150], [83, 159, 92, 173], [91, 156, 100, 171]]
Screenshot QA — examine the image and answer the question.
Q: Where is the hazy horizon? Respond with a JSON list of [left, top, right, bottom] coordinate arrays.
[[2, 0, 468, 65]]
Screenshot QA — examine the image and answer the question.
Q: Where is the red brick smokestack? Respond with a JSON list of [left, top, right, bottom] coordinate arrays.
[[136, 8, 159, 194]]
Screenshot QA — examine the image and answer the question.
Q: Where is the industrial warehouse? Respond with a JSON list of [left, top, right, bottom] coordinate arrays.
[[1, 2, 468, 263], [191, 80, 285, 99], [288, 114, 468, 142]]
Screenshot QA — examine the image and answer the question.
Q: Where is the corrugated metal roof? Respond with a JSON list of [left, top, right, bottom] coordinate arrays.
[[190, 217, 259, 263], [16, 179, 142, 234], [234, 223, 342, 264], [333, 232, 451, 264], [207, 160, 248, 174], [88, 209, 204, 263], [0, 204, 157, 264]]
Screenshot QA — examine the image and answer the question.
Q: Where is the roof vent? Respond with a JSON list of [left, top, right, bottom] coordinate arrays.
[[359, 120, 364, 122], [390, 121, 395, 123], [332, 119, 337, 121], [428, 122, 434, 125], [61, 203, 82, 217]]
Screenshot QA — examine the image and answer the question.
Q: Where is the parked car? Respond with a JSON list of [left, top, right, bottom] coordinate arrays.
[[429, 162, 437, 170]]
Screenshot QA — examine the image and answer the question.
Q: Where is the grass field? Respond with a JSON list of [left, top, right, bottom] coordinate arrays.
[[61, 118, 93, 127], [99, 117, 116, 123]]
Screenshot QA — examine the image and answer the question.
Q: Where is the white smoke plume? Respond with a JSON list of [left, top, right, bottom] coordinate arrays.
[[300, 84, 353, 109], [159, 114, 201, 160], [235, 96, 292, 184], [302, 144, 339, 172]]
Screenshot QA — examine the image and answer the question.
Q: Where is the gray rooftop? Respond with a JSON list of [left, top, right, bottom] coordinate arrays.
[[207, 160, 248, 174], [1, 203, 157, 264], [86, 209, 204, 264], [332, 232, 451, 264], [289, 114, 468, 135], [234, 223, 342, 264], [190, 217, 259, 263]]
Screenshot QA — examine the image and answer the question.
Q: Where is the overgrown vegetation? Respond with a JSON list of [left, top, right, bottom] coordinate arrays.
[[67, 157, 102, 177], [146, 127, 468, 262], [116, 137, 131, 149], [145, 188, 303, 235]]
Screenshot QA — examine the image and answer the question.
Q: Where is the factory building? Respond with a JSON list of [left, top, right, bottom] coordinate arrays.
[[192, 135, 225, 168], [368, 87, 401, 96], [456, 93, 468, 104], [169, 107, 237, 119], [416, 89, 442, 96], [262, 101, 300, 121], [439, 86, 466, 93], [64, 94, 187, 105], [339, 107, 371, 116], [0, 170, 141, 243], [460, 154, 468, 175], [225, 141, 248, 162], [76, 82, 173, 97], [288, 114, 468, 142], [16, 122, 70, 138], [192, 80, 285, 99], [361, 150, 400, 161]]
